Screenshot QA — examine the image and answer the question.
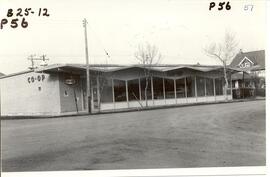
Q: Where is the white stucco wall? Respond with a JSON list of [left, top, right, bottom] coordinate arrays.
[[0, 72, 61, 116]]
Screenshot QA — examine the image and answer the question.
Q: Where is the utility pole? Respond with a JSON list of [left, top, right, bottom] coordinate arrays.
[[28, 54, 49, 70], [40, 55, 49, 66], [28, 55, 36, 70], [83, 18, 91, 114]]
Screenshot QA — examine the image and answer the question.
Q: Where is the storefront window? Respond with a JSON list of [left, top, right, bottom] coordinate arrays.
[[176, 78, 186, 98], [215, 78, 224, 96], [90, 76, 97, 87], [165, 78, 175, 99], [100, 77, 113, 103], [140, 77, 152, 100], [186, 76, 195, 97], [128, 79, 140, 101], [196, 76, 205, 97], [206, 78, 214, 96], [153, 77, 164, 99], [114, 79, 126, 102]]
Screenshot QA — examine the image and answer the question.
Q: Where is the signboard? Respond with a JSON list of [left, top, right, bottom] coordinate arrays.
[[27, 74, 45, 83], [65, 78, 76, 85]]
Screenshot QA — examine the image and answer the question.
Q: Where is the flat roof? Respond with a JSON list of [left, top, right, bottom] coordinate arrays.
[[36, 63, 240, 73], [0, 70, 33, 79], [1, 63, 241, 79]]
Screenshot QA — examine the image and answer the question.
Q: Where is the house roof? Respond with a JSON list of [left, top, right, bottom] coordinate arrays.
[[230, 50, 265, 69]]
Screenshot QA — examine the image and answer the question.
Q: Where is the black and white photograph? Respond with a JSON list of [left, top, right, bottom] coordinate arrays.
[[0, 0, 267, 176]]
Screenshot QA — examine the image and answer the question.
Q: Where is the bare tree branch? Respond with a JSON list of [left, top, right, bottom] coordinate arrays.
[[134, 42, 162, 107], [204, 31, 238, 100]]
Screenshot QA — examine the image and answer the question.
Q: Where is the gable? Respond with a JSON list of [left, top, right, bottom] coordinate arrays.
[[238, 57, 254, 68], [230, 50, 265, 69]]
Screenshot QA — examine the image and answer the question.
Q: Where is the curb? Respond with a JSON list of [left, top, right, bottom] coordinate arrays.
[[0, 98, 265, 120]]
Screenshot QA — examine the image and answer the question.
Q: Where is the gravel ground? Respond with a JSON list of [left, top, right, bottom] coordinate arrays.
[[1, 100, 266, 172]]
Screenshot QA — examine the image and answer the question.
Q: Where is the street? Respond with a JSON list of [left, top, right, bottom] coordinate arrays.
[[1, 100, 266, 171]]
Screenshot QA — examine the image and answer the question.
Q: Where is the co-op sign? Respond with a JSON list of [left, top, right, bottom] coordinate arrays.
[[27, 74, 46, 83]]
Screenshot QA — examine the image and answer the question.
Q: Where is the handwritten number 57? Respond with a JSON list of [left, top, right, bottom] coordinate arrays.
[[244, 5, 254, 11]]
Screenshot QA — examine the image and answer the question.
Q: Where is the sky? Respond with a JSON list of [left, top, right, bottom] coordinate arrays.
[[0, 0, 266, 74]]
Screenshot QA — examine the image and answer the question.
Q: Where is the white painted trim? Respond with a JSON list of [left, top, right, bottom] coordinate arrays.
[[238, 56, 254, 66]]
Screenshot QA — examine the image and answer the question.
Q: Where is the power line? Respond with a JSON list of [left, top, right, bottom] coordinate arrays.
[[88, 25, 111, 62]]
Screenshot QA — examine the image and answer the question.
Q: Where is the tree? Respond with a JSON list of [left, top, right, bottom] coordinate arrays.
[[134, 43, 162, 107], [204, 31, 238, 100], [93, 66, 110, 112]]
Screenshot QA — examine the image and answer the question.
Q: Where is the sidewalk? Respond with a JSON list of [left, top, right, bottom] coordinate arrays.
[[98, 97, 265, 115], [1, 97, 265, 120]]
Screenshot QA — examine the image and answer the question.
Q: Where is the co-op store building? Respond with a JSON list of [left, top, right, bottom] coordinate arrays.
[[0, 63, 239, 116]]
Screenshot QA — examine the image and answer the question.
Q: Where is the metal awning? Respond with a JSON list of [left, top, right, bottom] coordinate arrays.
[[34, 63, 242, 75], [159, 65, 241, 73], [35, 64, 106, 75]]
